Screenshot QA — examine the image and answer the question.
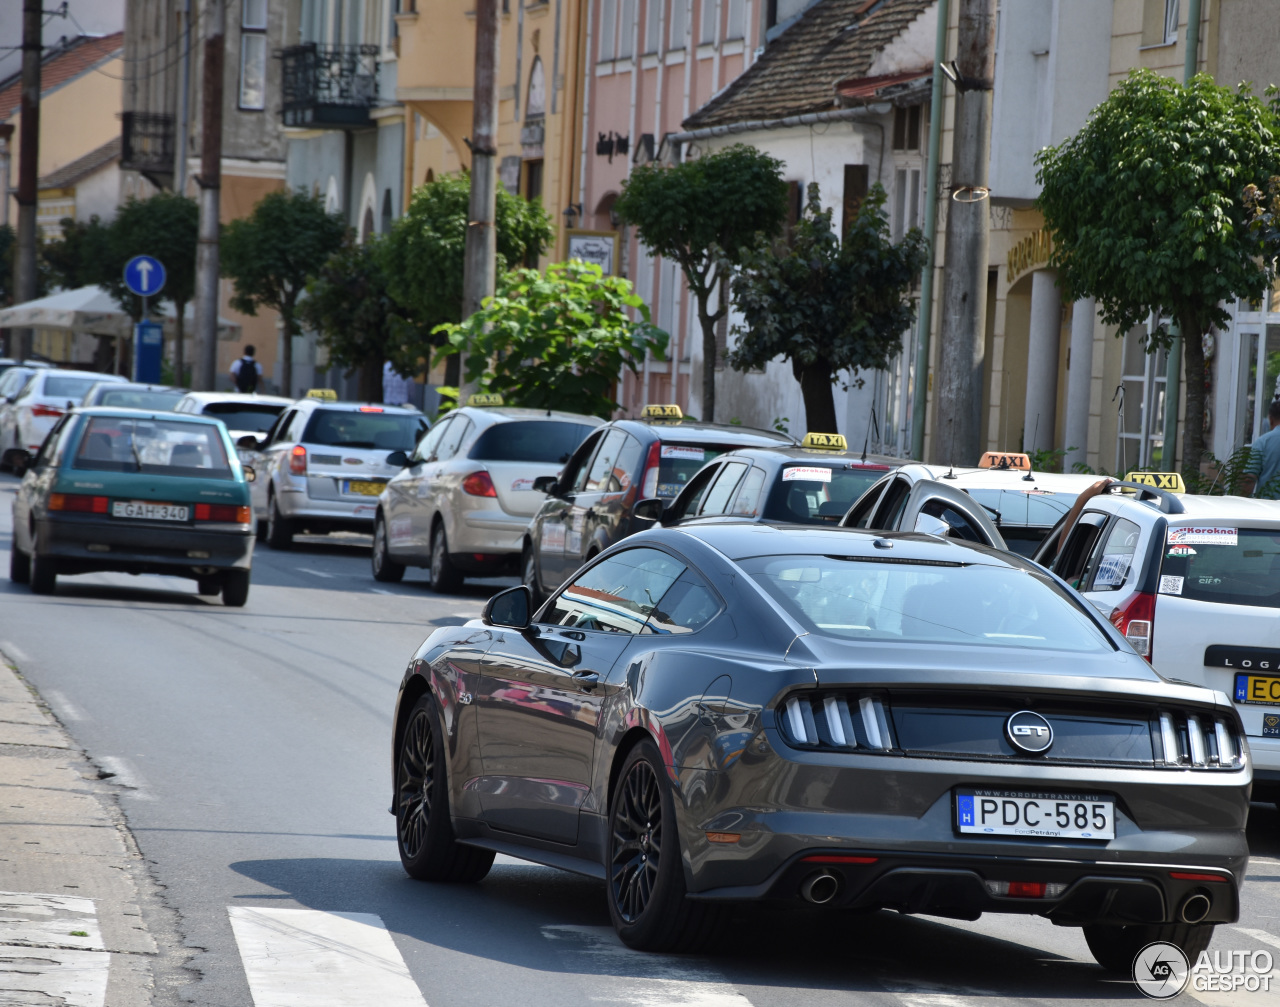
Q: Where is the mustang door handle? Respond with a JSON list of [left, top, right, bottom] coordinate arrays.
[[572, 670, 600, 689]]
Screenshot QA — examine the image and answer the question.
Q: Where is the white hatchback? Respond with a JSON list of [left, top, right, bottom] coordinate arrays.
[[0, 368, 127, 468]]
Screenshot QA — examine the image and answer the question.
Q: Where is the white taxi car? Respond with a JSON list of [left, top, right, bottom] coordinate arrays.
[[372, 395, 601, 591], [1036, 476, 1280, 800], [256, 391, 429, 549]]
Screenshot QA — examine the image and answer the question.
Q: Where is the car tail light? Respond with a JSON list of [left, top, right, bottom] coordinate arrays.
[[358, 406, 384, 413], [778, 692, 893, 751], [984, 881, 1067, 899], [1109, 590, 1155, 659], [640, 440, 661, 498], [31, 404, 64, 418], [1158, 711, 1244, 768], [1169, 871, 1230, 883], [49, 493, 109, 514], [462, 471, 497, 497], [195, 504, 251, 523], [289, 445, 307, 475]]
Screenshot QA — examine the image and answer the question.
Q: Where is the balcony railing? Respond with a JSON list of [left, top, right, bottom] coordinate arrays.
[[280, 44, 380, 128], [120, 112, 175, 180]]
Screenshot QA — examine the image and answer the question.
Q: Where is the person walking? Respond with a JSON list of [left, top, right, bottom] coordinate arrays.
[[1244, 399, 1280, 499], [230, 346, 262, 394]]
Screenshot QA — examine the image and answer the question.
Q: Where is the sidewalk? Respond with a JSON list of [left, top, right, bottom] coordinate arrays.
[[0, 649, 175, 1006]]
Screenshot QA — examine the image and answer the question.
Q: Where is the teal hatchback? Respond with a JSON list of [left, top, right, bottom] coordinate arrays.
[[9, 408, 255, 605]]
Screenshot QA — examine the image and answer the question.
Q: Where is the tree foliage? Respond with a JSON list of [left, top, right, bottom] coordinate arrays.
[[0, 224, 53, 307], [615, 144, 789, 422], [300, 236, 400, 401], [221, 189, 346, 397], [381, 173, 553, 377], [729, 183, 928, 434], [1035, 69, 1278, 472], [434, 260, 668, 418], [42, 215, 114, 293]]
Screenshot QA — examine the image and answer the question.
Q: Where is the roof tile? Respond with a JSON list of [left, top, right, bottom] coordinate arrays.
[[0, 33, 124, 123]]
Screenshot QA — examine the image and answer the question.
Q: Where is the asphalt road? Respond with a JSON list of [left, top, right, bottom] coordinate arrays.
[[4, 469, 1280, 1007]]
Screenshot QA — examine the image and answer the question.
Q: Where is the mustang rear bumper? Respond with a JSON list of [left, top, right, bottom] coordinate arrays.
[[36, 514, 253, 578]]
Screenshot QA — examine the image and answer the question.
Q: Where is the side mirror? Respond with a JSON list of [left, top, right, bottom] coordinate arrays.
[[236, 434, 262, 450], [914, 512, 951, 538], [385, 449, 411, 467], [632, 497, 666, 525], [482, 585, 533, 630], [532, 475, 557, 495], [10, 453, 29, 477], [243, 464, 256, 483]]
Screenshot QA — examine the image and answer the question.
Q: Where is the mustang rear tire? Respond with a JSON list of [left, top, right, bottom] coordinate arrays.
[[606, 740, 725, 952], [222, 570, 251, 607], [395, 695, 493, 882], [9, 543, 30, 584], [1084, 921, 1215, 973], [265, 493, 294, 550], [428, 523, 462, 594], [372, 514, 405, 583]]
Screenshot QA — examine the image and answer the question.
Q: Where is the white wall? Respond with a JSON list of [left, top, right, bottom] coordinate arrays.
[[74, 162, 121, 223]]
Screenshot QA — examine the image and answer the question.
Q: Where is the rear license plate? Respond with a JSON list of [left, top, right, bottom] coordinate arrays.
[[1234, 673, 1280, 705], [955, 789, 1115, 840], [344, 480, 383, 496], [111, 501, 189, 522]]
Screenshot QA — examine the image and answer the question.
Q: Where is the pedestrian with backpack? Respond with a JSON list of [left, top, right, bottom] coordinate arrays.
[[230, 346, 262, 394]]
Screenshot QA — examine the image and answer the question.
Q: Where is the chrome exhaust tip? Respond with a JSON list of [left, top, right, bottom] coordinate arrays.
[[800, 871, 839, 904], [1179, 892, 1211, 924]]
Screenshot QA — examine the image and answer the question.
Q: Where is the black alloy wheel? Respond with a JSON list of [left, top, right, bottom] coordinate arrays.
[[265, 492, 293, 550], [372, 514, 405, 583], [395, 695, 493, 882], [605, 741, 725, 951], [428, 523, 462, 594], [1083, 921, 1216, 973]]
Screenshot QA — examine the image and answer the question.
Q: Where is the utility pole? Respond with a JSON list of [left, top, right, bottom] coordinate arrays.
[[193, 0, 225, 392], [932, 0, 996, 466], [173, 0, 193, 387], [13, 0, 42, 363], [459, 0, 501, 402]]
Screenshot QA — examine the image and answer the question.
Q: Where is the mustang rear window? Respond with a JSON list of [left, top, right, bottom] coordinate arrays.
[[1159, 527, 1280, 609], [72, 416, 233, 479], [742, 554, 1112, 653]]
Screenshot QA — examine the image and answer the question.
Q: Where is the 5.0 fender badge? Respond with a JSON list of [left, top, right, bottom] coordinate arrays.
[[1006, 710, 1053, 754]]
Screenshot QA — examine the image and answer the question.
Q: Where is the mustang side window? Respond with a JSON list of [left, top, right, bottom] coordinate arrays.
[[548, 547, 685, 634], [644, 569, 721, 634]]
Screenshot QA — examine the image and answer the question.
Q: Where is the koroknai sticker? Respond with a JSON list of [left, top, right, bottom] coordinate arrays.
[[661, 446, 705, 461], [781, 466, 833, 483], [1167, 526, 1237, 547]]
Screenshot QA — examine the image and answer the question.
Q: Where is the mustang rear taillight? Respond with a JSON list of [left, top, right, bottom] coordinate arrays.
[[640, 440, 662, 499], [984, 881, 1067, 899], [1109, 590, 1156, 660], [49, 493, 109, 513], [1158, 710, 1243, 768], [779, 692, 893, 751], [462, 471, 497, 497], [31, 404, 65, 418], [1170, 871, 1230, 883], [195, 504, 251, 523], [289, 445, 307, 475]]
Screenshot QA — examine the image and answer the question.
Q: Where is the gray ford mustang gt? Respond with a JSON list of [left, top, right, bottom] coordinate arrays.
[[390, 522, 1249, 971]]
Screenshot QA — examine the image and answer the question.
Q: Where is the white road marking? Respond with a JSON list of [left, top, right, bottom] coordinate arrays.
[[876, 975, 1003, 1007], [1234, 927, 1280, 951], [0, 641, 28, 664], [297, 568, 334, 579], [370, 588, 395, 596], [0, 891, 108, 1006], [43, 689, 86, 722], [229, 906, 427, 1007], [95, 757, 154, 800], [541, 924, 752, 1006]]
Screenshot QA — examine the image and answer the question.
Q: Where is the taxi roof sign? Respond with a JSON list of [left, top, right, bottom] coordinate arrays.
[[801, 432, 847, 451], [305, 388, 338, 401], [641, 404, 683, 420], [1124, 470, 1186, 493], [977, 451, 1032, 471], [467, 392, 505, 407]]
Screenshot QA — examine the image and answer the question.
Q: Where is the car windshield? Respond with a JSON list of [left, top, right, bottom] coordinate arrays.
[[93, 388, 184, 411], [200, 401, 287, 433], [301, 408, 429, 450], [44, 376, 101, 400], [469, 420, 596, 463], [72, 416, 234, 479], [742, 554, 1112, 653], [653, 442, 727, 499], [1159, 527, 1280, 609], [762, 465, 889, 524]]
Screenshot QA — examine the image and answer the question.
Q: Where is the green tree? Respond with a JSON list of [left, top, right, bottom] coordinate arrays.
[[728, 184, 928, 434], [300, 236, 400, 401], [614, 144, 789, 422], [381, 173, 553, 381], [1035, 69, 1278, 474], [221, 189, 346, 397], [43, 215, 114, 292], [434, 260, 668, 418], [0, 224, 53, 307]]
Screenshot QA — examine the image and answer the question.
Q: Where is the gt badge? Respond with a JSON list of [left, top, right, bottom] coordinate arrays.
[[1005, 710, 1053, 754]]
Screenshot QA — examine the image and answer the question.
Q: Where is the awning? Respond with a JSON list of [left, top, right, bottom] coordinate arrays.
[[0, 285, 241, 341]]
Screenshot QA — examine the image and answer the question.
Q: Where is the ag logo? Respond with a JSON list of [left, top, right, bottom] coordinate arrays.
[[1133, 941, 1189, 999], [1005, 710, 1053, 754]]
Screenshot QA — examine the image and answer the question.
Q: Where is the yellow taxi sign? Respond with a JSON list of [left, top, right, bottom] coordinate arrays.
[[642, 404, 683, 420], [467, 392, 505, 407], [977, 451, 1032, 471], [801, 432, 847, 451], [305, 388, 338, 401], [1125, 470, 1186, 493]]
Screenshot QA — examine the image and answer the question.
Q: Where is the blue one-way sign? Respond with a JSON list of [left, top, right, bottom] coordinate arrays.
[[123, 255, 166, 298]]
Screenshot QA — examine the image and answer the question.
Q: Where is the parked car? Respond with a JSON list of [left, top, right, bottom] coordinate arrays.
[[81, 382, 185, 411], [391, 521, 1248, 971], [0, 366, 37, 471], [255, 393, 429, 549], [372, 397, 601, 589], [0, 369, 127, 471], [9, 407, 255, 604], [0, 357, 53, 378], [521, 405, 795, 601]]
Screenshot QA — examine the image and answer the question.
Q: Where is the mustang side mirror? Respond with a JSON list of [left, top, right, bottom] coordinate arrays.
[[632, 497, 666, 525], [532, 475, 557, 495], [236, 434, 262, 450], [384, 449, 411, 467], [483, 585, 533, 630]]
